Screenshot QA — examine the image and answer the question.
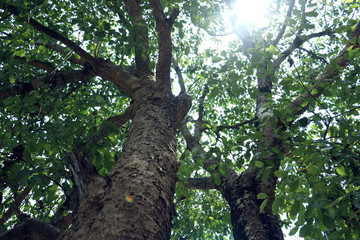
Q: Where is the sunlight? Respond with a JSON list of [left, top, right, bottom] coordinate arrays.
[[231, 0, 271, 27]]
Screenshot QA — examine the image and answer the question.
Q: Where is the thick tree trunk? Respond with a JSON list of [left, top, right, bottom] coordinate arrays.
[[57, 89, 188, 240], [222, 168, 283, 240]]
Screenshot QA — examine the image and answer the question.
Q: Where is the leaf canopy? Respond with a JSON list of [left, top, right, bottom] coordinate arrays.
[[1, 0, 360, 239]]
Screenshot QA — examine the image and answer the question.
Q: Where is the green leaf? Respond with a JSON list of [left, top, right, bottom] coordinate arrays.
[[257, 193, 268, 199], [288, 179, 300, 192], [268, 44, 277, 54], [299, 224, 313, 238], [262, 167, 272, 182], [10, 75, 15, 84], [272, 197, 281, 215], [14, 49, 26, 57], [305, 11, 318, 17], [213, 173, 221, 186], [306, 164, 317, 174], [289, 226, 299, 236], [325, 196, 345, 209], [274, 170, 287, 178], [259, 198, 268, 213], [255, 161, 264, 168], [335, 165, 346, 176], [290, 201, 300, 218]]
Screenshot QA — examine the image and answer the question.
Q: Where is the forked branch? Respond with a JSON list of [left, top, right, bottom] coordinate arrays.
[[150, 0, 179, 94], [273, 29, 333, 69]]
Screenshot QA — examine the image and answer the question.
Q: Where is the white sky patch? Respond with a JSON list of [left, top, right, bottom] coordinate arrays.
[[231, 0, 272, 28]]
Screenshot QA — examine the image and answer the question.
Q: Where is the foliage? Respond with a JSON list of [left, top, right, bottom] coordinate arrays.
[[0, 0, 359, 239]]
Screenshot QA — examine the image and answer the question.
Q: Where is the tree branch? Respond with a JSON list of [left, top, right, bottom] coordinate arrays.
[[0, 186, 32, 226], [66, 148, 99, 210], [186, 177, 216, 190], [273, 29, 333, 69], [299, 47, 329, 64], [150, 0, 179, 94], [35, 40, 87, 65], [92, 106, 133, 143], [194, 85, 209, 141], [14, 56, 55, 72], [179, 120, 236, 177], [172, 57, 186, 93], [0, 70, 95, 100], [124, 0, 152, 77], [290, 20, 360, 116], [272, 0, 295, 46], [4, 4, 93, 61], [179, 120, 213, 169], [0, 217, 59, 240]]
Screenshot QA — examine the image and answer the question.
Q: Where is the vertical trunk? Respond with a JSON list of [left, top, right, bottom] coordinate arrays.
[[57, 92, 181, 240], [222, 169, 283, 240], [221, 71, 284, 239]]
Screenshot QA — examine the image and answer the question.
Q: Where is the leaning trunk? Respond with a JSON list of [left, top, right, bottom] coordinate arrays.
[[57, 92, 180, 240]]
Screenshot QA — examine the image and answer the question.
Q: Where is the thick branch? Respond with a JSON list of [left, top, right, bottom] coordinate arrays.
[[186, 177, 216, 190], [92, 106, 133, 143], [4, 4, 93, 61], [150, 0, 179, 93], [179, 120, 236, 177], [0, 218, 59, 240], [66, 148, 99, 211], [124, 0, 152, 77], [290, 20, 360, 116], [90, 58, 146, 98], [0, 70, 95, 100], [179, 120, 215, 171]]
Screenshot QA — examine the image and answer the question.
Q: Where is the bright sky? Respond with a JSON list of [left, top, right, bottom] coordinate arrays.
[[231, 0, 272, 27]]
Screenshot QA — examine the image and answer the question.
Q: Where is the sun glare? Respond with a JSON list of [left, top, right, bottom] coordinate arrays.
[[232, 0, 271, 27]]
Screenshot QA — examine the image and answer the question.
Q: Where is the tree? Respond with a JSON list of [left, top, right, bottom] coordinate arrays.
[[0, 0, 359, 239]]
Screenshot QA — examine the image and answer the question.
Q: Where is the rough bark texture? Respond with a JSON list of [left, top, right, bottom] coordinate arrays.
[[220, 167, 283, 240], [0, 217, 60, 240], [56, 84, 190, 239]]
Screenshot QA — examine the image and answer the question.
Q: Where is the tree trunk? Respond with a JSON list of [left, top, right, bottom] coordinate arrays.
[[57, 88, 190, 240], [221, 168, 283, 240]]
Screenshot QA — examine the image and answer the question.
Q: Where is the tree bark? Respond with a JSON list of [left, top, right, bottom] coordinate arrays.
[[56, 86, 190, 239], [221, 168, 283, 240]]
